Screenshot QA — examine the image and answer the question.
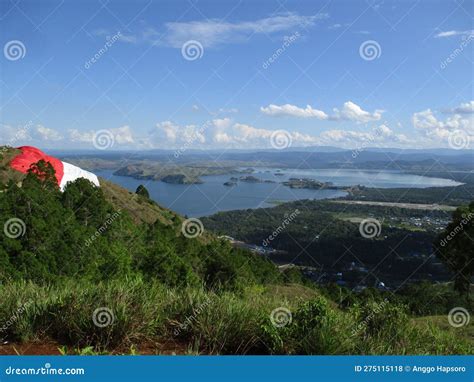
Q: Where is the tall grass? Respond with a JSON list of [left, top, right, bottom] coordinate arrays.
[[0, 279, 471, 355]]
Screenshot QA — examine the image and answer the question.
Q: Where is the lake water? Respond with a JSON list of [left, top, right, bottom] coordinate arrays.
[[94, 168, 461, 217]]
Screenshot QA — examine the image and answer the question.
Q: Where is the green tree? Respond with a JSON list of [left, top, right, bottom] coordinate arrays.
[[135, 185, 150, 199], [435, 202, 474, 297]]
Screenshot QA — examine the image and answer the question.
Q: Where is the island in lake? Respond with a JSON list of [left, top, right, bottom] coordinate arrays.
[[282, 178, 348, 190], [113, 163, 254, 184]]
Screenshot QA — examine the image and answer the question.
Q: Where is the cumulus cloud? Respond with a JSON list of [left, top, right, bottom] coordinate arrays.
[[260, 104, 328, 119], [331, 101, 383, 123], [145, 117, 418, 149], [153, 121, 207, 146], [2, 123, 63, 145], [146, 118, 322, 148], [319, 124, 409, 147], [412, 108, 473, 144], [68, 126, 135, 145], [444, 101, 474, 114], [33, 125, 63, 141], [260, 101, 382, 123]]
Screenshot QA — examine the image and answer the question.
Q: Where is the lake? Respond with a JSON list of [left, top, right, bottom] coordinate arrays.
[[94, 168, 461, 217]]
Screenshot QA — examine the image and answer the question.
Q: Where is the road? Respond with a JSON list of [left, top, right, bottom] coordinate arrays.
[[332, 200, 456, 211]]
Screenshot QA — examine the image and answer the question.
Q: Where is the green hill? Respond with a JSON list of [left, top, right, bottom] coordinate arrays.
[[0, 147, 472, 355]]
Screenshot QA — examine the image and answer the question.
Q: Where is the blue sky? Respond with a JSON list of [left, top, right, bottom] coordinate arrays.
[[1, 0, 473, 150]]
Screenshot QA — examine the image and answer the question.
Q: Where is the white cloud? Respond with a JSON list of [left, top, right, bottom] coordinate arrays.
[[146, 118, 322, 148], [260, 104, 328, 119], [164, 13, 328, 48], [331, 101, 383, 123], [260, 101, 382, 122], [444, 101, 474, 114], [153, 121, 207, 146], [320, 124, 410, 147], [113, 126, 134, 144], [2, 124, 63, 144], [217, 107, 238, 114], [412, 108, 473, 143], [32, 125, 63, 141], [146, 118, 418, 149], [68, 126, 135, 145], [68, 129, 93, 142], [104, 13, 328, 48], [434, 30, 474, 38]]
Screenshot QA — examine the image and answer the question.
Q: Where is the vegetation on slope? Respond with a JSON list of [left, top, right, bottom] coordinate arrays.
[[0, 151, 472, 355]]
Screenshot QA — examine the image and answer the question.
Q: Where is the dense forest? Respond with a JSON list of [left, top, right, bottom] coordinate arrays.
[[0, 160, 280, 287], [201, 200, 455, 287]]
